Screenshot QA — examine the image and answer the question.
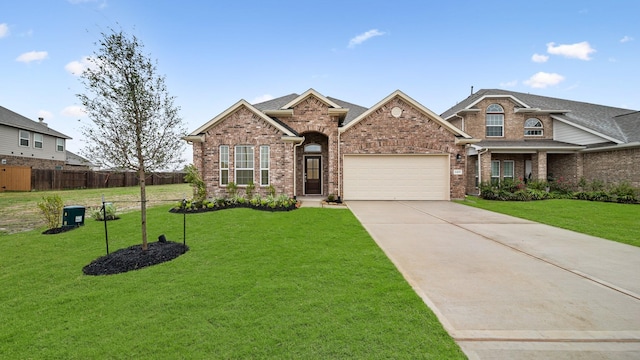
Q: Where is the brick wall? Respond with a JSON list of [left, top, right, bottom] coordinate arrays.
[[340, 96, 467, 199], [197, 106, 295, 198], [583, 148, 640, 187], [287, 96, 340, 196], [461, 98, 554, 140], [1, 154, 65, 169]]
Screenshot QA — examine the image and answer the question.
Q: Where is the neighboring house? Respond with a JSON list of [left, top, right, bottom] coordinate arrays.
[[0, 105, 71, 170], [185, 89, 476, 200], [441, 89, 640, 193], [66, 150, 96, 170]]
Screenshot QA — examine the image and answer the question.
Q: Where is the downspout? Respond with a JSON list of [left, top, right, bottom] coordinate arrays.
[[477, 148, 489, 196], [292, 137, 305, 199], [337, 130, 341, 202]]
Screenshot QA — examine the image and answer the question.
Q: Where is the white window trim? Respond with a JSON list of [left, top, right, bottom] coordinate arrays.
[[486, 104, 505, 138], [260, 145, 269, 186], [56, 138, 64, 152], [503, 160, 515, 180], [34, 134, 44, 149], [19, 130, 30, 147], [491, 160, 501, 183], [524, 118, 544, 137], [219, 145, 229, 186], [234, 145, 254, 186]]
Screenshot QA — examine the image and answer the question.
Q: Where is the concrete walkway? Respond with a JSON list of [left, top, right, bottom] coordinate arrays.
[[347, 200, 640, 360]]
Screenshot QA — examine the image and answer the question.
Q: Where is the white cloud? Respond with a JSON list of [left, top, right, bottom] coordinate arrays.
[[499, 80, 518, 88], [0, 23, 8, 38], [546, 41, 596, 60], [620, 35, 634, 43], [38, 110, 54, 121], [65, 56, 96, 76], [16, 50, 48, 63], [531, 53, 549, 63], [62, 105, 86, 117], [348, 29, 385, 48], [524, 72, 565, 88], [251, 94, 274, 104]]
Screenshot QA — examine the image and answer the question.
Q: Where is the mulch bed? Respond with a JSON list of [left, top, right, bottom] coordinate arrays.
[[83, 240, 189, 276], [42, 226, 80, 235]]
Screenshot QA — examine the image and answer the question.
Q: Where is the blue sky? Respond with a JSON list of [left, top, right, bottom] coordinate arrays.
[[1, 0, 639, 160]]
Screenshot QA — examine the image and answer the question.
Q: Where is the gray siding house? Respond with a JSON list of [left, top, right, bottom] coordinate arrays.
[[0, 105, 71, 169]]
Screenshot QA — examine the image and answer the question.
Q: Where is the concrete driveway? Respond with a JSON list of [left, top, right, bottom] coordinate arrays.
[[347, 201, 640, 360]]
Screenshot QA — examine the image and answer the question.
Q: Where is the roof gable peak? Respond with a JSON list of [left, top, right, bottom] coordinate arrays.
[[280, 88, 342, 110]]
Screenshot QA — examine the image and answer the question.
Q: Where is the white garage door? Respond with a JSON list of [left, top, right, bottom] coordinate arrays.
[[343, 154, 450, 200]]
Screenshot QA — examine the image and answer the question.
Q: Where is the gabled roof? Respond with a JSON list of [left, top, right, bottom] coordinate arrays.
[[280, 88, 343, 109], [187, 99, 298, 138], [66, 150, 96, 167], [441, 89, 637, 144], [251, 91, 369, 126], [340, 90, 473, 139], [0, 105, 71, 139]]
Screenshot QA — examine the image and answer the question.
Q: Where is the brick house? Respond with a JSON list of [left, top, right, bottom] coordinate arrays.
[[441, 89, 640, 193], [185, 89, 476, 200], [0, 105, 71, 170]]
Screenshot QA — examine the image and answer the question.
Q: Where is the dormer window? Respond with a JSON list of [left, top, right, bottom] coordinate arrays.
[[524, 118, 543, 136], [486, 104, 504, 137]]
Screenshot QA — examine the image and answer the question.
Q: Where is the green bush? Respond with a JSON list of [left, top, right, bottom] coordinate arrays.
[[184, 164, 207, 202], [91, 203, 118, 221], [37, 195, 64, 229]]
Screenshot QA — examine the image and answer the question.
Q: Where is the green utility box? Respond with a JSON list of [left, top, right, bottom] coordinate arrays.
[[62, 206, 86, 228]]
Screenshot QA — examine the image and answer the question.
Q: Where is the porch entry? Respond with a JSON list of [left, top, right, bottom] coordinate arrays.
[[304, 156, 321, 195]]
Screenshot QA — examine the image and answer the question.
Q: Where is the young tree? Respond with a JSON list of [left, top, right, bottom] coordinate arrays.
[[78, 29, 186, 250]]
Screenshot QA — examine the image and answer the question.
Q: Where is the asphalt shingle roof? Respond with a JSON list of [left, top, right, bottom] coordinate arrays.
[[441, 89, 638, 144], [251, 93, 368, 127], [0, 105, 71, 139]]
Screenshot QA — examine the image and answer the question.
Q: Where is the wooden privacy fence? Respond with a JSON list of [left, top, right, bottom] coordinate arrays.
[[0, 166, 32, 192], [30, 170, 186, 191]]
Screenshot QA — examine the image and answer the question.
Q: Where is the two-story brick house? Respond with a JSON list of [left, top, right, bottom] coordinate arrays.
[[441, 89, 640, 193], [185, 89, 476, 200], [0, 105, 71, 170]]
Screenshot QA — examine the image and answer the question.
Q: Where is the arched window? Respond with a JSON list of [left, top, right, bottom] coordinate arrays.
[[524, 118, 543, 136], [304, 143, 321, 153], [486, 104, 504, 137]]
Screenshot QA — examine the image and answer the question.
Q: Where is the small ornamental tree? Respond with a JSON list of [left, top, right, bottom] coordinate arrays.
[[78, 29, 186, 250], [37, 195, 64, 230]]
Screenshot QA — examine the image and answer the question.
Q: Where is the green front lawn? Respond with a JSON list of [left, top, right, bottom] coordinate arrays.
[[0, 206, 464, 359], [457, 197, 640, 247]]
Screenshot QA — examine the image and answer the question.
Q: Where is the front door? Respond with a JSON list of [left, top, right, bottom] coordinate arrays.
[[304, 156, 321, 195]]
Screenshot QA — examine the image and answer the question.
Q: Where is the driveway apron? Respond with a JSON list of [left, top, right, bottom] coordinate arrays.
[[347, 200, 640, 360]]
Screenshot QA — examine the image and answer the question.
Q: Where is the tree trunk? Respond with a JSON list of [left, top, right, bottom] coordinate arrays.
[[139, 168, 148, 251]]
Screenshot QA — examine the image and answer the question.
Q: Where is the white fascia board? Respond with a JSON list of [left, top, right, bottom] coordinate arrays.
[[581, 142, 640, 152], [465, 94, 529, 109], [340, 90, 473, 139], [281, 136, 305, 142], [182, 135, 205, 143], [280, 88, 342, 109], [264, 109, 294, 117], [551, 115, 624, 144], [189, 99, 296, 137], [515, 108, 572, 114]]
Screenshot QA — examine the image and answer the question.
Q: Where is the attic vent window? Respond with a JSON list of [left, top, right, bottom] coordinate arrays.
[[304, 144, 321, 153], [391, 107, 403, 118]]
